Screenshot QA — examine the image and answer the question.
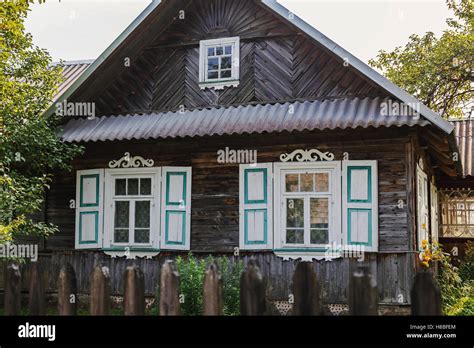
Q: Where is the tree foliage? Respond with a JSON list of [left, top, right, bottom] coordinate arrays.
[[0, 1, 82, 243], [369, 0, 473, 118]]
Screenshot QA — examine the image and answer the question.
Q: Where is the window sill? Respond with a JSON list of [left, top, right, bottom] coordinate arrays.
[[199, 79, 239, 90], [274, 248, 343, 261], [102, 247, 160, 259]]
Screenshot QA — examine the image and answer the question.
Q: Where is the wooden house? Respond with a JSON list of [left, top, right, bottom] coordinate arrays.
[[28, 0, 466, 312]]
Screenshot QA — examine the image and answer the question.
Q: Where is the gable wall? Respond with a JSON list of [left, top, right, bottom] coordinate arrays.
[[72, 0, 387, 116]]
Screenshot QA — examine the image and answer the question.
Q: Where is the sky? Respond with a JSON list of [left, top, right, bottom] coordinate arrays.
[[24, 0, 453, 64]]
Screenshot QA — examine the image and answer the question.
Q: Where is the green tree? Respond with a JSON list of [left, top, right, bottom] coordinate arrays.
[[0, 1, 82, 243], [369, 0, 473, 118]]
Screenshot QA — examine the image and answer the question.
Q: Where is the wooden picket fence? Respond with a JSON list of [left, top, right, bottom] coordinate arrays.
[[2, 260, 442, 316]]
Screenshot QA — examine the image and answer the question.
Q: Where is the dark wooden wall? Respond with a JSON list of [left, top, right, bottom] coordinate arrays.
[[39, 127, 418, 303], [46, 127, 412, 253], [71, 0, 387, 116]]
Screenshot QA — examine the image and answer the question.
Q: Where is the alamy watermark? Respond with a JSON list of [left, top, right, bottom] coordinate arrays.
[[217, 147, 257, 164], [380, 100, 420, 118], [324, 242, 365, 261], [55, 99, 96, 119], [0, 243, 38, 262]]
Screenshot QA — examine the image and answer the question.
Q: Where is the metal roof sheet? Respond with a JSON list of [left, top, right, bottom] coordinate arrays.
[[46, 0, 453, 135], [52, 60, 93, 102], [60, 97, 428, 143]]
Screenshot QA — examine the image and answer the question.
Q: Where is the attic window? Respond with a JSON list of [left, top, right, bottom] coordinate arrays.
[[199, 37, 240, 90]]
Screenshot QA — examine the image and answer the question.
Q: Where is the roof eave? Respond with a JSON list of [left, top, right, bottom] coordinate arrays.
[[260, 0, 454, 135], [44, 0, 163, 118], [447, 132, 465, 177]]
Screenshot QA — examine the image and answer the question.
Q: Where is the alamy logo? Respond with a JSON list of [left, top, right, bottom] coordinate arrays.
[[55, 99, 96, 119], [0, 243, 38, 262], [217, 147, 257, 164], [18, 322, 56, 342], [323, 242, 365, 261], [380, 100, 420, 118]]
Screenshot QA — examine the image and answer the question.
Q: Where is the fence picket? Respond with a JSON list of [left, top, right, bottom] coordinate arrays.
[[57, 263, 77, 315]]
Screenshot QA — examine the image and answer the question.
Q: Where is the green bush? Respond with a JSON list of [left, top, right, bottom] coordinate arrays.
[[459, 241, 474, 282], [157, 253, 243, 316], [437, 244, 474, 316]]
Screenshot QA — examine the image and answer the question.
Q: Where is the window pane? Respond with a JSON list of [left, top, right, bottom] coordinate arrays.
[[207, 47, 215, 56], [208, 71, 218, 79], [285, 174, 299, 192], [216, 46, 223, 55], [300, 173, 314, 192], [115, 179, 126, 196], [220, 70, 231, 78], [114, 201, 129, 228], [114, 229, 129, 243], [114, 201, 129, 243], [135, 201, 150, 228], [127, 179, 139, 195], [286, 229, 304, 244], [310, 198, 329, 228], [140, 178, 151, 195], [224, 45, 232, 54], [286, 198, 304, 228], [315, 173, 329, 192], [135, 229, 150, 244], [310, 229, 328, 244], [310, 198, 329, 244], [221, 56, 232, 69], [208, 57, 219, 71]]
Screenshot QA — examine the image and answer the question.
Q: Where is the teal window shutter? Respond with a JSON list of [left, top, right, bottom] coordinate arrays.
[[75, 169, 104, 249], [160, 167, 192, 250], [239, 163, 273, 250], [342, 161, 378, 252]]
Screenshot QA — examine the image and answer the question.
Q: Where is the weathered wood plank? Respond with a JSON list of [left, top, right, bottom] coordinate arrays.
[[159, 261, 181, 316], [57, 263, 77, 315], [203, 262, 223, 315]]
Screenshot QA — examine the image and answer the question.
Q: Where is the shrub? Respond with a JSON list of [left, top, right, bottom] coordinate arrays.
[[437, 243, 474, 316], [459, 241, 474, 282], [162, 253, 243, 316]]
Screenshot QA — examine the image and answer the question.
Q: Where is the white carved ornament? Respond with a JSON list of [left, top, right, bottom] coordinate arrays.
[[108, 152, 154, 168], [280, 149, 335, 162]]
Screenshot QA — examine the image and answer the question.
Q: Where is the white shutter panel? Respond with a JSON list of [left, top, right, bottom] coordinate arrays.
[[342, 161, 378, 252], [430, 182, 439, 244], [160, 167, 191, 250], [416, 166, 429, 250], [75, 169, 104, 249], [239, 163, 273, 250]]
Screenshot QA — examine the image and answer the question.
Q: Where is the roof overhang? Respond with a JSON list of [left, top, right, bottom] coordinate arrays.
[[60, 97, 429, 143], [260, 0, 454, 135], [47, 0, 454, 137]]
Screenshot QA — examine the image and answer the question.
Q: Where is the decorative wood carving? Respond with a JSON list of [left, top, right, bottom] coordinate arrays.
[[280, 149, 335, 162], [108, 152, 154, 168]]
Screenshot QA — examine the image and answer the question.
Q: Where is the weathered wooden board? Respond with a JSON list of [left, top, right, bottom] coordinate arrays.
[[44, 128, 412, 253], [69, 0, 387, 116], [0, 251, 414, 305]]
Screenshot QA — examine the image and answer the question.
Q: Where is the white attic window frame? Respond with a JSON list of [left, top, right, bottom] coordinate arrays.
[[199, 37, 240, 90]]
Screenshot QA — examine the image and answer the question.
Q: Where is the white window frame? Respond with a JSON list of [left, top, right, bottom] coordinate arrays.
[[416, 164, 429, 250], [199, 37, 240, 90], [273, 162, 342, 252], [103, 168, 161, 251]]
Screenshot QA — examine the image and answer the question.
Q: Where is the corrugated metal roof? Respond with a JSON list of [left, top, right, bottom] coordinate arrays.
[[52, 60, 93, 102], [453, 119, 474, 177], [60, 97, 428, 143], [46, 0, 453, 135]]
